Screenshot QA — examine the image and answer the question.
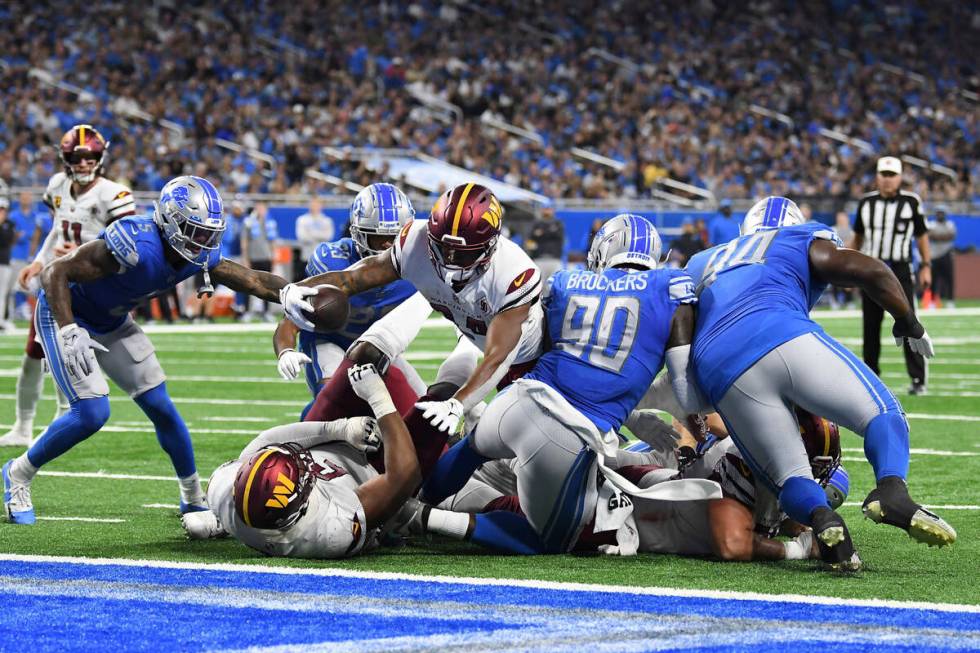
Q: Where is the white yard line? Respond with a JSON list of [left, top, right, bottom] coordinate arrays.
[[0, 393, 307, 407], [842, 502, 980, 510], [36, 516, 126, 523], [38, 470, 175, 481], [906, 413, 980, 422], [0, 423, 259, 436], [142, 503, 180, 510], [1, 553, 978, 614], [842, 447, 980, 457]]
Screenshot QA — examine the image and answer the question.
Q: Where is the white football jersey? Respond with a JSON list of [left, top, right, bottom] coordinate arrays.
[[390, 220, 544, 364], [208, 443, 377, 559], [36, 173, 135, 265]]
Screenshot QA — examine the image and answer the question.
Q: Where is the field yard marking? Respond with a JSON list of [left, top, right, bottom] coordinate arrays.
[[198, 416, 278, 423], [38, 470, 175, 481], [0, 392, 307, 407], [1, 553, 978, 614], [36, 516, 126, 523], [142, 503, 180, 509], [0, 422, 260, 436], [842, 447, 980, 457], [907, 413, 980, 422]]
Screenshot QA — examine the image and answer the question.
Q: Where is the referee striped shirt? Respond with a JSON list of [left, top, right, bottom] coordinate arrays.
[[853, 190, 927, 263]]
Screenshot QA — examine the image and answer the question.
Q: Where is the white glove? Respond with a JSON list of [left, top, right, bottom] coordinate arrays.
[[342, 415, 382, 453], [416, 398, 464, 434], [181, 509, 228, 540], [895, 330, 935, 358], [60, 323, 108, 380], [597, 520, 640, 557], [280, 283, 319, 331], [625, 409, 681, 454], [348, 363, 396, 418], [277, 348, 312, 380], [783, 529, 816, 560]]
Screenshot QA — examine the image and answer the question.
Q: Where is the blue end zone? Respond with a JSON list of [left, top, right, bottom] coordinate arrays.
[[0, 558, 978, 652]]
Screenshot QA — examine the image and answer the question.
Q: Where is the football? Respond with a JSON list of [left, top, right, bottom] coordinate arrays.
[[306, 285, 350, 333]]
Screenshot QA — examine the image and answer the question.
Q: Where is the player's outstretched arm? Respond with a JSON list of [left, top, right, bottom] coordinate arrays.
[[280, 252, 399, 331], [210, 257, 287, 303], [348, 364, 422, 528], [664, 304, 711, 416], [418, 302, 531, 434], [272, 318, 310, 380], [706, 497, 815, 561], [40, 240, 120, 327], [809, 240, 933, 357]]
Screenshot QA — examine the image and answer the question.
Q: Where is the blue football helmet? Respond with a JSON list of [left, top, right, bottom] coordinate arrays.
[[587, 213, 662, 272], [349, 183, 415, 257], [154, 175, 226, 267], [740, 196, 806, 235]]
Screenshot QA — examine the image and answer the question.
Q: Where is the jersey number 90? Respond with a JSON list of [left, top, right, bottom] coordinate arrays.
[[557, 295, 639, 373]]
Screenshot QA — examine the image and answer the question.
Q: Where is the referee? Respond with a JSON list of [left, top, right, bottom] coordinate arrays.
[[850, 156, 931, 395]]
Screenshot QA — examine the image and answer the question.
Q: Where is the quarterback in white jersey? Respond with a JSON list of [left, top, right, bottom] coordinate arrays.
[[281, 183, 544, 435], [1, 124, 135, 448], [187, 363, 425, 559]]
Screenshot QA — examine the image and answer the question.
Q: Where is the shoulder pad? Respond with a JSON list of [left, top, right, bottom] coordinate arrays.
[[102, 220, 142, 270], [667, 271, 696, 304]]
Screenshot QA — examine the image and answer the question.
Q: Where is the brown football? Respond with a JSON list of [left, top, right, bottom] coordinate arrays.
[[306, 285, 350, 333]]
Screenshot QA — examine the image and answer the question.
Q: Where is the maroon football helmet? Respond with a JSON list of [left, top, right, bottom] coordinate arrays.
[[59, 124, 109, 184], [795, 407, 842, 485], [233, 443, 316, 530], [427, 183, 503, 283]]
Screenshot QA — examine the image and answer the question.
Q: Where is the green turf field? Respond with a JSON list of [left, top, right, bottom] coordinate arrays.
[[1, 310, 978, 605]]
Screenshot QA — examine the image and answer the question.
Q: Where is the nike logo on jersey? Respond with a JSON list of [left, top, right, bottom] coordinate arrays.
[[507, 268, 536, 294]]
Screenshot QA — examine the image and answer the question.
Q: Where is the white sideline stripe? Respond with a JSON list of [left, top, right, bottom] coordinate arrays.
[[0, 423, 259, 436], [142, 503, 180, 510], [842, 502, 980, 510], [39, 470, 175, 481], [1, 553, 978, 614], [0, 393, 307, 407], [907, 413, 980, 422], [36, 516, 126, 523], [842, 447, 980, 457]]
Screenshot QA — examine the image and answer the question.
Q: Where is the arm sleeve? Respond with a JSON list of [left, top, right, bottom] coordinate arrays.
[[239, 421, 354, 457], [665, 344, 712, 414], [102, 221, 141, 271]]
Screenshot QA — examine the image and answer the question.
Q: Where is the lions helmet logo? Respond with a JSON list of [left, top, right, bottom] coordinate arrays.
[[170, 185, 190, 209]]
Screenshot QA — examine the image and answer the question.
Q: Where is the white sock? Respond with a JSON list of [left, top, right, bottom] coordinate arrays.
[[16, 355, 43, 425], [425, 507, 470, 540], [178, 473, 206, 505], [10, 454, 38, 483]]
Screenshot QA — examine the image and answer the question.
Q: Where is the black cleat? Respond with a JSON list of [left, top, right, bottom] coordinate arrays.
[[863, 476, 956, 547], [811, 507, 862, 571]]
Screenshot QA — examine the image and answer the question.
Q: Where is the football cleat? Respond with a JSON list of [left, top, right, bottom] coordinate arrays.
[[811, 507, 861, 572], [0, 423, 33, 448], [179, 500, 210, 515], [181, 509, 228, 540], [862, 476, 956, 547], [3, 459, 36, 525]]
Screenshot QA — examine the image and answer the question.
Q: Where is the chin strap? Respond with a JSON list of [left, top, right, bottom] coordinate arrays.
[[197, 268, 214, 298]]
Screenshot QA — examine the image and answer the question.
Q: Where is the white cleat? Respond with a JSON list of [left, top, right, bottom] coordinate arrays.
[[0, 424, 33, 448], [181, 509, 228, 540], [3, 459, 36, 524]]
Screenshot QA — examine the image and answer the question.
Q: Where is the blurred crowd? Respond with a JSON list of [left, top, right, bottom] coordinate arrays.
[[0, 0, 975, 202]]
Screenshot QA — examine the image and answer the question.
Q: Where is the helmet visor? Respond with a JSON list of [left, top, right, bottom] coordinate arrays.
[[428, 235, 492, 270]]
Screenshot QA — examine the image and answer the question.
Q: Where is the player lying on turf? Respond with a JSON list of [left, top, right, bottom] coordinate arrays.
[[280, 183, 545, 435], [3, 176, 289, 525], [273, 183, 426, 417], [684, 196, 955, 570], [186, 363, 422, 558], [426, 409, 849, 562], [417, 214, 723, 554]]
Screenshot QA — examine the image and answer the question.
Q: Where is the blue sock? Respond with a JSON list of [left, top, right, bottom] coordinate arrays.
[[420, 436, 490, 505], [299, 398, 315, 421], [134, 383, 196, 478], [27, 396, 110, 468], [779, 475, 831, 526], [471, 511, 546, 555], [863, 412, 910, 481]]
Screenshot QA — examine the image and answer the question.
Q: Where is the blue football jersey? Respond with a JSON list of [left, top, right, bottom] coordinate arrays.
[[526, 267, 696, 433], [299, 238, 416, 350], [68, 216, 221, 333], [685, 223, 843, 404]]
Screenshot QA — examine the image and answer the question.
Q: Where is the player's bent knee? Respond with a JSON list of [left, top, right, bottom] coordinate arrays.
[[346, 341, 390, 371], [713, 530, 753, 561], [75, 396, 111, 432]]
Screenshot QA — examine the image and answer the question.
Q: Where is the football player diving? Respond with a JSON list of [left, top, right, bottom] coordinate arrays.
[[3, 176, 289, 524], [280, 183, 545, 433], [684, 195, 955, 570]]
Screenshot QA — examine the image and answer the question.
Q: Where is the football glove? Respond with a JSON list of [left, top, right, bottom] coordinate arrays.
[[277, 348, 312, 381], [343, 415, 382, 453], [59, 323, 108, 380], [625, 409, 680, 454], [892, 312, 934, 358], [280, 283, 319, 331], [348, 363, 396, 418], [416, 398, 464, 434]]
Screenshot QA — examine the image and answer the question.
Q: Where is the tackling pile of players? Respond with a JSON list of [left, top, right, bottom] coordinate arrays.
[[3, 124, 957, 573]]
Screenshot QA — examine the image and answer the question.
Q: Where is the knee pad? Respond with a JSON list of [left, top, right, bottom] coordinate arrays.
[[423, 381, 459, 402]]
